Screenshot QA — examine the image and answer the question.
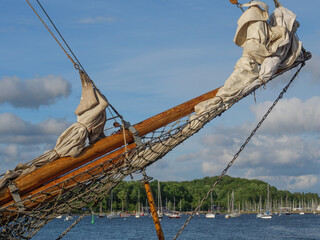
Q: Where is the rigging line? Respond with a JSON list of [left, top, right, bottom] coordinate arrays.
[[33, 0, 123, 111], [35, 0, 86, 74], [172, 61, 306, 240], [229, 0, 244, 12], [25, 0, 79, 70], [35, 0, 103, 92], [26, 0, 124, 119], [33, 0, 101, 92]]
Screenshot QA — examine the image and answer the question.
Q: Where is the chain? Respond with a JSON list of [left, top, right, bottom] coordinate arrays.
[[56, 213, 88, 240], [172, 61, 306, 240]]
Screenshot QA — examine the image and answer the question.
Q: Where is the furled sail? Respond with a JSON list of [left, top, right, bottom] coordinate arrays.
[[0, 71, 108, 190], [0, 1, 312, 239]]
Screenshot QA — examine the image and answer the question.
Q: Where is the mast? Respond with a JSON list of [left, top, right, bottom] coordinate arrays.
[[157, 181, 163, 214], [232, 190, 234, 214], [99, 201, 103, 217], [138, 188, 141, 214], [227, 191, 230, 214], [110, 190, 113, 213], [259, 195, 262, 213]]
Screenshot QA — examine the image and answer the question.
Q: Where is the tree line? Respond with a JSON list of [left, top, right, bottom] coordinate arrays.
[[91, 176, 319, 213]]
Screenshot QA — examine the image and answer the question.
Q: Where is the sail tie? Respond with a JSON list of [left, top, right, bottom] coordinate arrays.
[[7, 181, 25, 212]]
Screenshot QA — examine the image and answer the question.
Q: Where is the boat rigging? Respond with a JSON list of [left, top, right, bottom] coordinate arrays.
[[0, 0, 312, 239]]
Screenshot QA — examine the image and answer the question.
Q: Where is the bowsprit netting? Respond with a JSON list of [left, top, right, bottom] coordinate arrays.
[[0, 52, 310, 239]]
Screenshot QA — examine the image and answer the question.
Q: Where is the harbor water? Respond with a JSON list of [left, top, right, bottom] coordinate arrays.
[[33, 213, 320, 240]]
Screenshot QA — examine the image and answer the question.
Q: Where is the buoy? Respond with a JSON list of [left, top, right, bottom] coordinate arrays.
[[91, 213, 94, 224]]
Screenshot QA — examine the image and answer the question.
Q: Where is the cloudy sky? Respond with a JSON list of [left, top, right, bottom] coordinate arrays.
[[1, 0, 320, 194]]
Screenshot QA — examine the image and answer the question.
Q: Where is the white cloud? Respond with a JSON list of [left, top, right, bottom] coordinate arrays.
[[79, 16, 116, 24], [244, 173, 319, 192], [198, 128, 320, 177], [253, 175, 318, 192], [305, 54, 320, 83], [0, 113, 72, 172], [38, 118, 72, 135], [0, 112, 30, 135], [0, 113, 71, 145], [171, 96, 320, 192], [250, 96, 320, 134], [0, 144, 48, 172], [287, 175, 318, 190], [0, 75, 71, 108], [2, 144, 19, 163]]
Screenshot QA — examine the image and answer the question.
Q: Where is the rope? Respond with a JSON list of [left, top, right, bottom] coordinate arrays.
[[26, 0, 130, 145], [35, 0, 86, 73], [27, 0, 106, 91], [0, 51, 309, 239], [172, 61, 306, 240], [25, 0, 79, 70]]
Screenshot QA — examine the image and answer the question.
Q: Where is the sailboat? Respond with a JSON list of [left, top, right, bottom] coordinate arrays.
[[256, 195, 263, 218], [107, 191, 120, 219], [261, 184, 272, 219], [168, 212, 181, 219], [157, 181, 163, 218], [168, 196, 181, 218], [229, 190, 241, 218], [205, 192, 216, 219], [98, 201, 105, 218], [135, 189, 141, 218], [225, 190, 240, 218], [299, 199, 305, 215], [64, 215, 73, 221], [225, 191, 231, 219]]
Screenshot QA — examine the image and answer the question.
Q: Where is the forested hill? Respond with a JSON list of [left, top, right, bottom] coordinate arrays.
[[94, 176, 319, 213]]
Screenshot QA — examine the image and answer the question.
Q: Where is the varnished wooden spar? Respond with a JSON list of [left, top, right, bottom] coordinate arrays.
[[144, 180, 165, 240], [0, 145, 135, 224], [0, 87, 220, 205]]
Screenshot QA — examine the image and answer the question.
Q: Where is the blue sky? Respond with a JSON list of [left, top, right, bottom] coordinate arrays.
[[1, 0, 320, 194]]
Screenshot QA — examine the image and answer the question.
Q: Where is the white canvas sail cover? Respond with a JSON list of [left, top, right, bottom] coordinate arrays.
[[194, 1, 302, 115], [0, 71, 109, 189]]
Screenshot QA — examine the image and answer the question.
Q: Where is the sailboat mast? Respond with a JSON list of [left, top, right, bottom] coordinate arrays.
[[232, 190, 234, 214], [227, 191, 230, 214], [110, 191, 113, 213]]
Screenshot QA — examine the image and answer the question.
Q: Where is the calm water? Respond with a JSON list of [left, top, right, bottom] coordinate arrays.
[[33, 213, 320, 240]]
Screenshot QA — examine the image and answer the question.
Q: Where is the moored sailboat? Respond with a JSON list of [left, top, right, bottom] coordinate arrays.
[[205, 192, 216, 219], [107, 191, 120, 219]]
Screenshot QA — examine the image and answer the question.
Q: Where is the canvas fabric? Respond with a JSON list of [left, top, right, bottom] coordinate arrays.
[[195, 2, 302, 116], [0, 71, 109, 190]]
